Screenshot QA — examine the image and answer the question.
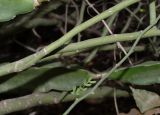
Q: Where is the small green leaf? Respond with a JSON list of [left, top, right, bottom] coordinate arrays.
[[0, 67, 92, 93], [109, 61, 160, 85], [84, 83, 92, 87], [0, 0, 34, 22], [71, 87, 77, 95], [89, 80, 96, 84], [131, 87, 160, 113], [0, 0, 48, 22]]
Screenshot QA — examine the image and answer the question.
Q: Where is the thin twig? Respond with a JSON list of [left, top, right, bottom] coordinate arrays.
[[114, 88, 120, 115]]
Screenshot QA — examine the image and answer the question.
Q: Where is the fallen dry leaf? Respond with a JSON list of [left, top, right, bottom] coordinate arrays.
[[144, 108, 160, 115], [119, 108, 142, 115], [130, 87, 160, 113]]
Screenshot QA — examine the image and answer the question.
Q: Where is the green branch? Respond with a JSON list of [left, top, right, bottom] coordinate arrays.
[[59, 28, 160, 53], [0, 87, 128, 114], [149, 0, 156, 24], [40, 28, 160, 63]]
